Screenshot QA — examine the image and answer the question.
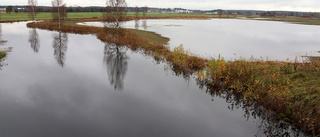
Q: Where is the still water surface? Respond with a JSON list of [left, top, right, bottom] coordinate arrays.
[[0, 22, 309, 137], [82, 19, 320, 61]]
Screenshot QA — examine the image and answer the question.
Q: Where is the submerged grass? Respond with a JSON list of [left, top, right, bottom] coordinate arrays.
[[128, 29, 169, 45], [28, 19, 320, 136], [255, 16, 320, 26], [0, 50, 6, 59]]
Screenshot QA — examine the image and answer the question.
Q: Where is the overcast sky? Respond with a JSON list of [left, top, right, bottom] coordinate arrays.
[[1, 0, 320, 12]]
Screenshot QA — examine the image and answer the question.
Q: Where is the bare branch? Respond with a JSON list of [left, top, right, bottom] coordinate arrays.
[[28, 0, 38, 21]]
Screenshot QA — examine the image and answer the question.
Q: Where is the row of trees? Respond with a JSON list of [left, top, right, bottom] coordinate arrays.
[[27, 0, 67, 22], [27, 0, 144, 25]]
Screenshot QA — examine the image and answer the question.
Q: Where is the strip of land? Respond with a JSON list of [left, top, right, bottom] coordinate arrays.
[[254, 16, 320, 25]]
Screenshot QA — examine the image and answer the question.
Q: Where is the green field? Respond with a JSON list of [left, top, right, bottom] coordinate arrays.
[[0, 12, 223, 22], [0, 12, 105, 22], [256, 16, 320, 25]]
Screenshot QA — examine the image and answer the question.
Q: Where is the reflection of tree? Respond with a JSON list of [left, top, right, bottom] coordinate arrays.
[[134, 20, 139, 29], [196, 80, 309, 137], [142, 20, 147, 30], [104, 43, 129, 90], [0, 24, 7, 45], [0, 24, 2, 39], [52, 31, 68, 67], [28, 28, 40, 53]]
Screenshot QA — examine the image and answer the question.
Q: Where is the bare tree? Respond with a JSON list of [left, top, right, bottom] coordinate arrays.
[[52, 0, 67, 28], [60, 5, 67, 20], [103, 0, 127, 30], [246, 12, 252, 18], [134, 6, 139, 19], [52, 31, 68, 67], [217, 9, 223, 18], [104, 42, 129, 90], [28, 0, 37, 21], [227, 11, 233, 18], [0, 24, 3, 45], [28, 28, 40, 53], [142, 6, 147, 18]]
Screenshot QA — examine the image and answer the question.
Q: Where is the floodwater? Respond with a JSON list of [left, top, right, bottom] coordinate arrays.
[[81, 19, 320, 61], [0, 22, 309, 137]]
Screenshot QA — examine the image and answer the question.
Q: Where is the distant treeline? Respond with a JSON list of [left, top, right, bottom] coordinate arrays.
[[0, 6, 146, 12], [1, 5, 319, 18]]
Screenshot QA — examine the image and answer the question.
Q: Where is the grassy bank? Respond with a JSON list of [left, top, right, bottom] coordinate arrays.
[[27, 20, 320, 135], [197, 57, 320, 135], [254, 16, 320, 25], [0, 50, 6, 59]]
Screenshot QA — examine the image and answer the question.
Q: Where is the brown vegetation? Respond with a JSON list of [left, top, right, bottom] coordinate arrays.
[[197, 57, 320, 135]]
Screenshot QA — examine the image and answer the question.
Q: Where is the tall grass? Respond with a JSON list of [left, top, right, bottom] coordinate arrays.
[[197, 57, 320, 135]]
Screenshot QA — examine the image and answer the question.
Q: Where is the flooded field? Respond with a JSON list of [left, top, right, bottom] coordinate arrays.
[[0, 22, 310, 137], [81, 19, 320, 61]]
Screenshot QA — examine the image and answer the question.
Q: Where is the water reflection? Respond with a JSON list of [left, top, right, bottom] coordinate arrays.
[[28, 28, 40, 53], [0, 24, 7, 45], [104, 43, 129, 90], [135, 20, 139, 29], [0, 22, 313, 136], [52, 31, 68, 67], [142, 20, 147, 30]]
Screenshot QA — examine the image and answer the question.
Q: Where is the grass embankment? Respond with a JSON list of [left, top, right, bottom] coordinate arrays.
[[255, 16, 320, 25], [197, 58, 320, 135], [27, 20, 320, 135], [0, 50, 6, 59]]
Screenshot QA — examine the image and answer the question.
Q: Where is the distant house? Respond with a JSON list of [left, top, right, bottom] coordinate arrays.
[[205, 12, 218, 15], [0, 8, 6, 13], [175, 9, 189, 14]]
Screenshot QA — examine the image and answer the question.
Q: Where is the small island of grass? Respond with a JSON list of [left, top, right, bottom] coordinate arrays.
[[0, 50, 6, 59]]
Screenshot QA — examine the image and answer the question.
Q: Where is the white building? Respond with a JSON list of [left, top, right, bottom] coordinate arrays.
[[0, 8, 6, 13], [175, 9, 189, 14]]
